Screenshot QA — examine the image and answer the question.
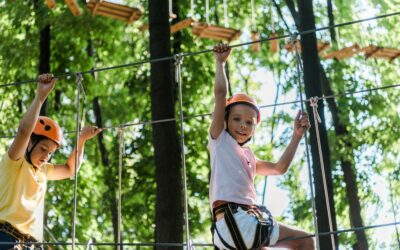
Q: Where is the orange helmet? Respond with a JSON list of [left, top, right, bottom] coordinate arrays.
[[33, 116, 63, 147], [226, 93, 261, 123]]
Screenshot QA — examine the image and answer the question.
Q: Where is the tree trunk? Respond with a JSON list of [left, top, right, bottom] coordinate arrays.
[[38, 24, 51, 115], [149, 0, 183, 249], [93, 97, 120, 249], [297, 0, 338, 248], [324, 2, 369, 248]]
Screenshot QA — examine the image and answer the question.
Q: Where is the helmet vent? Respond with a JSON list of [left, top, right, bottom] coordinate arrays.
[[40, 119, 45, 125]]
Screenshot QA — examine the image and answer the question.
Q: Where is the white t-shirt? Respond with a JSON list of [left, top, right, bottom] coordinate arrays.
[[208, 130, 257, 208]]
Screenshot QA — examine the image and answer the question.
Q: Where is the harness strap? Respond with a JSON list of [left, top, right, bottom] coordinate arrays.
[[212, 203, 274, 250], [213, 222, 236, 250], [224, 203, 247, 250]]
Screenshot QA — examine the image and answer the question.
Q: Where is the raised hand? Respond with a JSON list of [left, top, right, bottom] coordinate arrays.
[[293, 110, 311, 138], [79, 126, 103, 142], [37, 73, 57, 103], [213, 43, 232, 64]]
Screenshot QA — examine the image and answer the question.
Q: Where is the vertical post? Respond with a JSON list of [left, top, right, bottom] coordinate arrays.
[[71, 73, 83, 250], [175, 54, 192, 250], [117, 127, 125, 250]]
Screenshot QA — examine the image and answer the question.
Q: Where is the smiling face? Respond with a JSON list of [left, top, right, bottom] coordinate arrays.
[[28, 138, 58, 168], [226, 104, 258, 144]]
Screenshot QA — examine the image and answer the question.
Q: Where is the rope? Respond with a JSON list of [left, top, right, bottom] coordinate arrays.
[[71, 73, 83, 250], [292, 34, 320, 250], [190, 0, 194, 17], [309, 97, 335, 249], [261, 79, 281, 205], [2, 12, 400, 88], [2, 220, 400, 247], [118, 127, 125, 250], [205, 0, 209, 24], [270, 0, 275, 33], [223, 0, 228, 27], [388, 177, 400, 247], [1, 82, 400, 140], [251, 0, 255, 31], [175, 53, 193, 250]]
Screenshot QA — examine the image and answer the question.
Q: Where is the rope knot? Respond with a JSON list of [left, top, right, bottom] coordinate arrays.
[[174, 53, 184, 83], [309, 97, 322, 123]]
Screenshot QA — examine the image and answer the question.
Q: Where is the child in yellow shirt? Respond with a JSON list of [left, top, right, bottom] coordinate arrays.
[[0, 74, 102, 249]]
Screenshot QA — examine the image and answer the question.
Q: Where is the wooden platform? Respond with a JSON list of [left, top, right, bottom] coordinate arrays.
[[87, 0, 142, 24], [192, 22, 241, 42], [65, 0, 81, 16], [171, 18, 195, 33], [285, 40, 330, 54], [323, 44, 363, 60], [363, 45, 400, 62]]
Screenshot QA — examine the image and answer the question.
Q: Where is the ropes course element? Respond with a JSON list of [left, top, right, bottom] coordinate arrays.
[[1, 82, 400, 140], [1, 10, 400, 249], [86, 0, 142, 24], [1, 11, 399, 88], [250, 0, 261, 52], [309, 97, 335, 249], [71, 73, 83, 250], [291, 34, 320, 250], [191, 0, 241, 41], [175, 53, 193, 250], [388, 177, 400, 247], [117, 127, 125, 250], [1, 221, 399, 247]]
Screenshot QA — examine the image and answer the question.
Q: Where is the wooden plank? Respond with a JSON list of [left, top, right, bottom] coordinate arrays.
[[95, 10, 128, 22], [45, 0, 56, 9], [285, 41, 329, 54], [364, 45, 381, 59], [251, 31, 261, 52], [192, 22, 241, 41], [127, 9, 142, 23], [97, 5, 131, 18], [202, 30, 232, 39], [65, 0, 81, 16], [90, 2, 100, 16], [270, 32, 279, 53], [323, 44, 361, 60], [171, 18, 194, 33], [100, 1, 134, 12], [87, 0, 142, 23], [207, 25, 239, 35]]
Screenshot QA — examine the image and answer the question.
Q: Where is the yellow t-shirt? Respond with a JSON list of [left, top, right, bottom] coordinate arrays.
[[0, 153, 54, 238]]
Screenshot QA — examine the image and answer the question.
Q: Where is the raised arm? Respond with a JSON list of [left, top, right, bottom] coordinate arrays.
[[256, 111, 311, 175], [209, 44, 232, 139], [8, 74, 56, 161], [48, 126, 102, 180]]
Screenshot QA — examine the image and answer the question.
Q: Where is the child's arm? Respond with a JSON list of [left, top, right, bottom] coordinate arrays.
[[256, 111, 311, 175], [8, 74, 56, 161], [48, 126, 102, 180], [209, 44, 231, 139]]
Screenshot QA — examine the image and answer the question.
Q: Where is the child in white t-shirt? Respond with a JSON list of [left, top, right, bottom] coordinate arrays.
[[209, 44, 315, 250]]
